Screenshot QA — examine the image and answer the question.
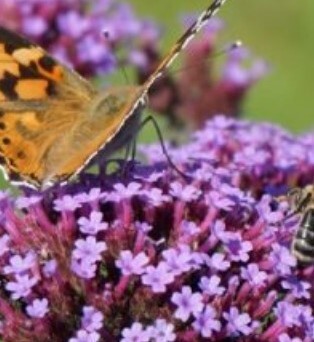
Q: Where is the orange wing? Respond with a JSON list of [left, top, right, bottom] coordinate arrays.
[[0, 26, 97, 188]]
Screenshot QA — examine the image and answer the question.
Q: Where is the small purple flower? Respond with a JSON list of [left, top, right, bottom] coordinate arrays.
[[71, 259, 97, 280], [278, 333, 303, 342], [223, 307, 253, 336], [81, 306, 104, 332], [15, 195, 42, 209], [116, 250, 149, 276], [162, 246, 193, 276], [134, 221, 153, 233], [26, 298, 49, 318], [42, 259, 58, 278], [0, 234, 10, 257], [169, 181, 201, 202], [69, 329, 100, 342], [58, 11, 90, 38], [199, 275, 225, 296], [211, 220, 233, 242], [225, 233, 252, 262], [240, 263, 268, 287], [147, 319, 176, 342], [206, 190, 235, 210], [78, 211, 108, 235], [4, 252, 36, 275], [142, 263, 175, 293], [72, 237, 107, 263], [6, 274, 38, 300], [180, 220, 200, 236], [281, 276, 311, 299], [75, 188, 106, 203], [111, 182, 142, 201], [208, 253, 231, 272], [274, 301, 302, 328], [54, 195, 81, 212], [121, 322, 150, 342], [171, 286, 204, 322], [192, 305, 221, 338], [270, 244, 296, 276], [144, 188, 171, 207]]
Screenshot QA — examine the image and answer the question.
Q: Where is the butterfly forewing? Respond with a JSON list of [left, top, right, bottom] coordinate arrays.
[[0, 26, 97, 187], [0, 0, 228, 188]]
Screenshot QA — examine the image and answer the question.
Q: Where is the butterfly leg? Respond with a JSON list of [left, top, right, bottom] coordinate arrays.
[[137, 115, 190, 180]]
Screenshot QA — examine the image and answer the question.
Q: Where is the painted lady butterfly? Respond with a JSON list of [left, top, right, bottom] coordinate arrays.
[[0, 0, 227, 189]]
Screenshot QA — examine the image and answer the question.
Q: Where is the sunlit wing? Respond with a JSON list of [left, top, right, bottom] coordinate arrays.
[[0, 26, 97, 188]]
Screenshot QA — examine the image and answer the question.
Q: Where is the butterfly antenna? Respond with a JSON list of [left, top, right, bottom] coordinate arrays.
[[142, 0, 228, 94], [103, 30, 130, 85], [172, 40, 242, 75]]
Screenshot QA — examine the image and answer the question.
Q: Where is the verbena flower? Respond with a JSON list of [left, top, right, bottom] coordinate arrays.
[[0, 115, 314, 341]]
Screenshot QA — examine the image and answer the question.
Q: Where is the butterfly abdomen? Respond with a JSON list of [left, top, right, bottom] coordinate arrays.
[[292, 207, 314, 263]]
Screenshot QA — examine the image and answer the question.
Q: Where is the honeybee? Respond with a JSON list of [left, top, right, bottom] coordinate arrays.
[[285, 185, 314, 263]]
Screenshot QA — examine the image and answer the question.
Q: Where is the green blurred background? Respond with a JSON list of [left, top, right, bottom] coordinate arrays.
[[129, 0, 314, 133]]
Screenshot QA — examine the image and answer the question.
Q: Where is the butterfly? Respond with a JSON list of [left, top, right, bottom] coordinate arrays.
[[0, 0, 227, 189]]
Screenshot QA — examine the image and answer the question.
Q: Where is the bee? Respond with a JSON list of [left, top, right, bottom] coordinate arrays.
[[286, 185, 314, 263]]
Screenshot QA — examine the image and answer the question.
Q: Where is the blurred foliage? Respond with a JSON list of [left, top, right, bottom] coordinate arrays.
[[129, 0, 314, 133]]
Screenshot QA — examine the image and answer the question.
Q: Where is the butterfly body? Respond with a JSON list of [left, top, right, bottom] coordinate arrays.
[[0, 0, 227, 189]]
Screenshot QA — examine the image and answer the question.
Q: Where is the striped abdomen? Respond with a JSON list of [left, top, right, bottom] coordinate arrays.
[[292, 208, 314, 263]]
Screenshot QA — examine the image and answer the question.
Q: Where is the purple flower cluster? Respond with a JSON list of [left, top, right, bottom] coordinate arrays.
[[0, 0, 158, 77], [0, 116, 314, 341]]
